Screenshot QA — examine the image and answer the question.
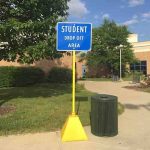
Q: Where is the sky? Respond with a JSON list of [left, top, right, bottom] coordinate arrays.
[[67, 0, 150, 42]]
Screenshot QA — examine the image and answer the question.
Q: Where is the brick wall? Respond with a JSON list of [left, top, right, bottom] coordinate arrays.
[[0, 54, 84, 78]]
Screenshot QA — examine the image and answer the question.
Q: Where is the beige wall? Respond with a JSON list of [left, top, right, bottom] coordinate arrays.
[[0, 60, 23, 67], [132, 41, 150, 53], [128, 34, 138, 43]]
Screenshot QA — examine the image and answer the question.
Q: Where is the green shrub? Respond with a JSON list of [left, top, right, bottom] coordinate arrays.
[[0, 67, 45, 87], [132, 71, 143, 83], [0, 67, 14, 87], [48, 67, 72, 83]]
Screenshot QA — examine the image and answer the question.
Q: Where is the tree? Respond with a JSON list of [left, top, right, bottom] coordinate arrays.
[[0, 0, 69, 64], [87, 19, 135, 75]]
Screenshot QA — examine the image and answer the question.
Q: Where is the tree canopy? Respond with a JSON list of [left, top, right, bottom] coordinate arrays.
[[87, 19, 135, 74], [0, 0, 69, 63]]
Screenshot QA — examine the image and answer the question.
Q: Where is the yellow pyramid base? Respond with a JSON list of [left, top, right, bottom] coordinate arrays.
[[61, 115, 88, 142]]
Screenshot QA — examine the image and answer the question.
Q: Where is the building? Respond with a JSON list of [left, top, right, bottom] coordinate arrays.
[[0, 34, 150, 78], [128, 34, 150, 75]]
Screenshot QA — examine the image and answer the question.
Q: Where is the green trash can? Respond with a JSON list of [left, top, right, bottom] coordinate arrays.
[[91, 94, 118, 136]]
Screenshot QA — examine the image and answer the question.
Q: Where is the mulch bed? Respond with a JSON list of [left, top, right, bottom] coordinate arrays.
[[124, 85, 140, 90], [0, 105, 16, 116], [124, 84, 148, 91]]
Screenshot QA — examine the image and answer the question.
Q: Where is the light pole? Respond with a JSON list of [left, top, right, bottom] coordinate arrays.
[[119, 44, 123, 81]]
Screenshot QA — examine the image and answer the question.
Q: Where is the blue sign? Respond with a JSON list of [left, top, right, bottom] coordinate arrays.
[[56, 22, 92, 51]]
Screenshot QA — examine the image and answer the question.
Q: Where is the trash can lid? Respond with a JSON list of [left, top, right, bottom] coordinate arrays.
[[91, 94, 117, 102]]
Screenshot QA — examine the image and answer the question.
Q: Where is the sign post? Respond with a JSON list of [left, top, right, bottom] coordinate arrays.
[[72, 51, 76, 116], [56, 22, 92, 142]]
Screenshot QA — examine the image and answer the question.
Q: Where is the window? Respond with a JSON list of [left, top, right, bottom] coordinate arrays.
[[130, 61, 147, 75]]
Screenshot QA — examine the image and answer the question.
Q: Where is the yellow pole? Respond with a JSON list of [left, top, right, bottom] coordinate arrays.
[[61, 51, 88, 142], [72, 51, 76, 115]]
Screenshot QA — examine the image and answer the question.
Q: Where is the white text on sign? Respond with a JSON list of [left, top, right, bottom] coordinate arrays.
[[64, 36, 84, 41], [61, 25, 87, 33]]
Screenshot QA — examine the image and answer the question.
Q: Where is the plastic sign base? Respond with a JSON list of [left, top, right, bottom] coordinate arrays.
[[61, 115, 88, 142]]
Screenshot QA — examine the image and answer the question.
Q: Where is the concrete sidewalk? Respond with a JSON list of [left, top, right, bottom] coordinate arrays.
[[0, 123, 149, 150], [0, 81, 150, 150]]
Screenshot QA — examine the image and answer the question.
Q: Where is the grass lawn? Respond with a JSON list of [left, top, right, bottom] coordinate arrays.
[[85, 77, 133, 82], [123, 76, 133, 81], [85, 78, 112, 81], [0, 83, 124, 136]]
